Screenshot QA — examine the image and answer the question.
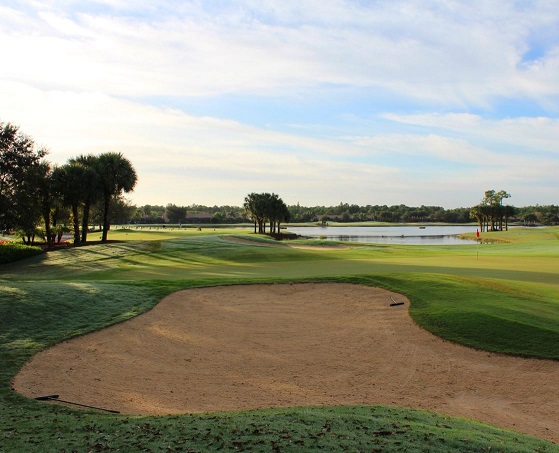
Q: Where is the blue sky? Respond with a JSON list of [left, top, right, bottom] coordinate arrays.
[[1, 0, 559, 208]]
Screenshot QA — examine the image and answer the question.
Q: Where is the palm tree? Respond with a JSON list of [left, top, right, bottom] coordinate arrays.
[[244, 192, 289, 235], [502, 205, 516, 231], [96, 152, 137, 242], [244, 193, 263, 233], [68, 154, 101, 243], [53, 163, 86, 244], [470, 205, 484, 232], [268, 193, 290, 234], [274, 199, 290, 233]]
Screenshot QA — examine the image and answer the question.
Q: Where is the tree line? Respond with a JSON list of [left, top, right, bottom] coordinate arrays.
[[131, 200, 558, 227], [1, 122, 137, 248]]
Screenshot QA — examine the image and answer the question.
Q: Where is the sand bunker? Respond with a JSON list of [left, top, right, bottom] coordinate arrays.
[[13, 283, 559, 443]]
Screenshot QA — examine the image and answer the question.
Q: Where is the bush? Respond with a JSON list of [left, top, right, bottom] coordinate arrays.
[[0, 241, 44, 264]]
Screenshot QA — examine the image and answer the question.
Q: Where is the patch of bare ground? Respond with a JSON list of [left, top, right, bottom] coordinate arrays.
[[14, 283, 559, 443]]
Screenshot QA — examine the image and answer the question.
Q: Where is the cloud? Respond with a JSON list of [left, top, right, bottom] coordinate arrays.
[[0, 79, 405, 205], [382, 112, 559, 155], [2, 1, 559, 105], [1, 1, 558, 208]]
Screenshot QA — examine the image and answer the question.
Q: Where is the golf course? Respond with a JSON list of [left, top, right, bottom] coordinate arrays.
[[1, 225, 559, 452]]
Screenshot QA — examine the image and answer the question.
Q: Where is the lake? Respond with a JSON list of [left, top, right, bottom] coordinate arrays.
[[285, 225, 479, 245]]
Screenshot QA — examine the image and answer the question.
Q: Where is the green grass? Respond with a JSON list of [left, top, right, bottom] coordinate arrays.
[[1, 226, 558, 451], [368, 273, 559, 359]]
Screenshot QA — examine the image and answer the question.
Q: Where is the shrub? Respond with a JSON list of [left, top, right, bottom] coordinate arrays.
[[0, 241, 44, 264]]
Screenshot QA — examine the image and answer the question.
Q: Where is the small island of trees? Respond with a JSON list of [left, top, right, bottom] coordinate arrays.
[[470, 190, 515, 232], [243, 193, 290, 235]]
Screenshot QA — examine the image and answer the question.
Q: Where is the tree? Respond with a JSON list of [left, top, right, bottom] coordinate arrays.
[[49, 199, 71, 245], [523, 213, 538, 226], [12, 162, 46, 245], [244, 192, 289, 235], [267, 193, 289, 233], [271, 197, 290, 233], [96, 152, 137, 242], [0, 122, 47, 233], [469, 205, 484, 232], [132, 205, 166, 223], [54, 163, 87, 244], [472, 189, 513, 232], [165, 204, 186, 223], [244, 193, 261, 233], [502, 205, 516, 231], [68, 155, 101, 243], [107, 195, 136, 225], [35, 161, 56, 249], [211, 211, 226, 223]]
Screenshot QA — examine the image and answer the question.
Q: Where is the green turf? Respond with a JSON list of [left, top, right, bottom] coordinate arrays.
[[1, 226, 558, 451], [367, 273, 559, 359]]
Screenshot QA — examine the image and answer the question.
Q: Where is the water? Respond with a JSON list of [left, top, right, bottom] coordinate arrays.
[[285, 225, 479, 245]]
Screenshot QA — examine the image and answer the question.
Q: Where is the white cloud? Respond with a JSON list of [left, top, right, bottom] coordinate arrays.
[[0, 80, 405, 205], [382, 113, 559, 155], [1, 1, 559, 207], [2, 1, 559, 103]]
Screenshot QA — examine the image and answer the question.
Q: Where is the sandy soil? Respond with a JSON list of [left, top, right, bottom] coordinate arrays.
[[13, 283, 559, 443]]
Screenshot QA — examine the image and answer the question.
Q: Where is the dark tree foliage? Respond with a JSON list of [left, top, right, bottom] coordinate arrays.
[[165, 204, 187, 224], [515, 205, 559, 225], [96, 152, 137, 242], [244, 193, 290, 234], [470, 190, 515, 232], [83, 195, 136, 231], [131, 201, 553, 226], [0, 122, 47, 233], [286, 203, 472, 224], [132, 205, 166, 224], [125, 200, 557, 228], [72, 155, 101, 243], [53, 163, 88, 244]]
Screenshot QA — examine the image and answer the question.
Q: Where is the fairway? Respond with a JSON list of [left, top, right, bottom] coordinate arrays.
[[15, 283, 559, 443]]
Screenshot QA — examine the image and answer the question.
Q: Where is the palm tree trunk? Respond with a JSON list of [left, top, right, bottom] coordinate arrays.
[[102, 194, 110, 242], [81, 200, 91, 243], [43, 209, 53, 250], [72, 204, 80, 244]]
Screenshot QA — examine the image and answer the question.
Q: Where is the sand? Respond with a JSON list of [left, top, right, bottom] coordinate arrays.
[[13, 283, 559, 443]]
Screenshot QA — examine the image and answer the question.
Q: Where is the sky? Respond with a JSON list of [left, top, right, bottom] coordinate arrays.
[[1, 0, 559, 209]]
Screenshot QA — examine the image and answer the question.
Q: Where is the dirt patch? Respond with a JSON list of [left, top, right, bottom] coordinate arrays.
[[13, 283, 559, 443]]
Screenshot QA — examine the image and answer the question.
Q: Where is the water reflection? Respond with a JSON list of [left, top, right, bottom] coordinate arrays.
[[286, 226, 479, 245]]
